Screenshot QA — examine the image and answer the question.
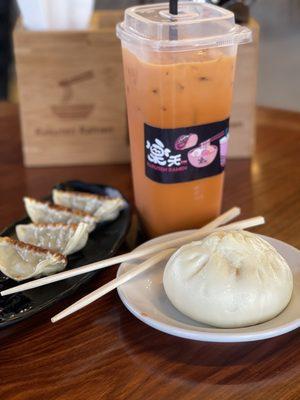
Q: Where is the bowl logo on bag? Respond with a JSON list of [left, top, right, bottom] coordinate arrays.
[[51, 70, 95, 120]]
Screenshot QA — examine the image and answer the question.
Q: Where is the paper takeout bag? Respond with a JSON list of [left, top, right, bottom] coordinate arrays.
[[14, 10, 130, 166]]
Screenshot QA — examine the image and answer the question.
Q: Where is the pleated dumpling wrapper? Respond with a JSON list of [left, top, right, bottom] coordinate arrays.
[[163, 230, 293, 328], [24, 197, 96, 232], [0, 237, 67, 281], [53, 189, 127, 222], [16, 222, 89, 256]]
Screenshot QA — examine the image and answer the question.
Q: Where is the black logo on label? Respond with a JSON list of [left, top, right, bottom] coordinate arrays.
[[144, 119, 229, 184]]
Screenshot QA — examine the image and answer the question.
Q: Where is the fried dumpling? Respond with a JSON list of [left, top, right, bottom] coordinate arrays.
[[52, 189, 127, 222], [0, 237, 67, 281], [24, 197, 96, 232], [16, 222, 89, 255]]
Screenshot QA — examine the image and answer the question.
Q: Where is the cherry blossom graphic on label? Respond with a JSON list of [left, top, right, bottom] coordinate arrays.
[[174, 134, 198, 150]]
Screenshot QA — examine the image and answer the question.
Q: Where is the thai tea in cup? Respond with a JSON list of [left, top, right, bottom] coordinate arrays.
[[117, 1, 252, 237]]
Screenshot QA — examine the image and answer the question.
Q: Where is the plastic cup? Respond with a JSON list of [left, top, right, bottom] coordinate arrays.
[[117, 1, 252, 237]]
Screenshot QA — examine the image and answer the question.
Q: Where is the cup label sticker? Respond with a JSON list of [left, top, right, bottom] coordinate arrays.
[[144, 119, 229, 184]]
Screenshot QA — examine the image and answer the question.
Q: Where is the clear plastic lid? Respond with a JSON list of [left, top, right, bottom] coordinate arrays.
[[117, 1, 252, 50]]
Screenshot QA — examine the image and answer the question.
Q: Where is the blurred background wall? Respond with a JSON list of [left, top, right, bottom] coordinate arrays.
[[251, 0, 300, 112], [1, 0, 300, 112]]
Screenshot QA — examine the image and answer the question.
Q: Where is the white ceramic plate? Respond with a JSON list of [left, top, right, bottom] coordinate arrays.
[[117, 231, 300, 342]]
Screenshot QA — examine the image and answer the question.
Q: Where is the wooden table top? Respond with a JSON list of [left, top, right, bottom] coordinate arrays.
[[0, 102, 299, 400]]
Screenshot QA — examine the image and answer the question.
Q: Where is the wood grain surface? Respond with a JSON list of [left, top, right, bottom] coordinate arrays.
[[0, 102, 299, 400]]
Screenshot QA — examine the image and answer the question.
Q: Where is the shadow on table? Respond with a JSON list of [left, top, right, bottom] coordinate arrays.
[[117, 310, 299, 386]]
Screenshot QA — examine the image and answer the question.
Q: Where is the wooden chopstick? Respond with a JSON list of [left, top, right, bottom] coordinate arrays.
[[51, 215, 265, 323], [1, 206, 240, 296], [51, 248, 180, 323]]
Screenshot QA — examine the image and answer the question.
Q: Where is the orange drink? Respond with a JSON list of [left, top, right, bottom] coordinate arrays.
[[117, 2, 251, 237]]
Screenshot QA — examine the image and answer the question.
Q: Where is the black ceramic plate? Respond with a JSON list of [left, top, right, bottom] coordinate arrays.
[[0, 180, 131, 328]]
